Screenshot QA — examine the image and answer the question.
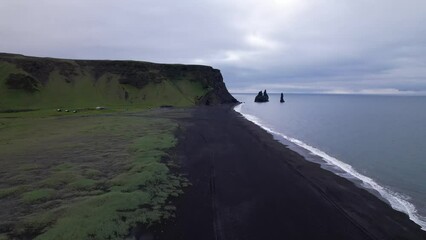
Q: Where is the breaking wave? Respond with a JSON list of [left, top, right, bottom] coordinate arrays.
[[234, 103, 426, 230]]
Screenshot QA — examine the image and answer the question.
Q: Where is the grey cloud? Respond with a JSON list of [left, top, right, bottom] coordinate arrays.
[[1, 0, 426, 94]]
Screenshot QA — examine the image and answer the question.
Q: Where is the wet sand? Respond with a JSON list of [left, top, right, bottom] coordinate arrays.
[[153, 105, 425, 240]]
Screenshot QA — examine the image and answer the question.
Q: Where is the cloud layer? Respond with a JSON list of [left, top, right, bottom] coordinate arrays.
[[1, 0, 426, 94]]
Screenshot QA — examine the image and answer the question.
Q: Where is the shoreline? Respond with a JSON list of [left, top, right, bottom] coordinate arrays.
[[234, 103, 426, 230], [156, 105, 425, 239]]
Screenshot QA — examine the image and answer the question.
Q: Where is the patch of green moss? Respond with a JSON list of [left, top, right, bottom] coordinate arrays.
[[35, 192, 148, 240], [82, 169, 103, 179], [34, 120, 185, 239], [40, 171, 80, 188], [0, 186, 27, 199], [36, 176, 184, 240], [67, 178, 99, 191], [111, 162, 169, 192], [17, 163, 41, 171], [52, 163, 74, 171], [21, 188, 56, 203], [0, 110, 189, 239], [130, 134, 177, 153], [13, 211, 57, 237]]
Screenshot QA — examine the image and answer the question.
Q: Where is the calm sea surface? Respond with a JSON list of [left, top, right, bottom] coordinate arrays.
[[233, 93, 426, 230]]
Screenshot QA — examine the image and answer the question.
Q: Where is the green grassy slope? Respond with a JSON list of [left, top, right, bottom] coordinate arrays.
[[0, 53, 237, 110]]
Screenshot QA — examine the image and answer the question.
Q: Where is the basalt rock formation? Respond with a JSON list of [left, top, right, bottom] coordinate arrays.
[[254, 90, 269, 102]]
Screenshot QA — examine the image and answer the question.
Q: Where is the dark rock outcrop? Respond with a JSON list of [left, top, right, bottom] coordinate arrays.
[[193, 68, 238, 105], [280, 93, 285, 103], [254, 90, 269, 102], [5, 73, 40, 92]]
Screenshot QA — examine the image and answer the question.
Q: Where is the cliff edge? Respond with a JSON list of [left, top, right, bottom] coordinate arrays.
[[0, 53, 237, 110]]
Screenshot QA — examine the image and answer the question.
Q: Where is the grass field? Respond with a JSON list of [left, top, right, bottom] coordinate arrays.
[[0, 108, 190, 239]]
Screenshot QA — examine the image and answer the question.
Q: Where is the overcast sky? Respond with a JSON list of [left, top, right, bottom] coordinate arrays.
[[1, 0, 426, 94]]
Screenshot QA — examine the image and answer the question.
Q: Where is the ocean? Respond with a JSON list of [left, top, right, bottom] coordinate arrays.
[[233, 93, 426, 230]]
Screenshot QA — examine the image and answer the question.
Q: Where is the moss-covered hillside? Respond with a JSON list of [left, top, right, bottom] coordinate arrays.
[[0, 53, 237, 110]]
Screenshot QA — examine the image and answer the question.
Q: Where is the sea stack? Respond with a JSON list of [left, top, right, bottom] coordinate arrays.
[[254, 90, 269, 102], [280, 93, 285, 103]]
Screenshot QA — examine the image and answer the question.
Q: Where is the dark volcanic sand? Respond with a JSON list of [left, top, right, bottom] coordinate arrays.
[[156, 106, 426, 240]]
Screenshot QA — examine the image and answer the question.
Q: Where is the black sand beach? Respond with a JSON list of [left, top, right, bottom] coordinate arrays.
[[155, 105, 426, 240]]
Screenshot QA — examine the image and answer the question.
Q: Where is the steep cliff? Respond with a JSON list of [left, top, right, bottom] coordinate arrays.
[[0, 53, 237, 110]]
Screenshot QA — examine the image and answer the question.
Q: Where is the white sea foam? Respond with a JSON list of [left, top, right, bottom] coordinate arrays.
[[234, 103, 426, 230]]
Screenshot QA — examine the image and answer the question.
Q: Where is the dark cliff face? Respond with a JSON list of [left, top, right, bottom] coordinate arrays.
[[0, 53, 237, 106], [195, 68, 239, 105], [75, 60, 238, 105]]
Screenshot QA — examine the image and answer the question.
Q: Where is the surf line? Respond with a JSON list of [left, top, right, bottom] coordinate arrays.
[[234, 103, 426, 231]]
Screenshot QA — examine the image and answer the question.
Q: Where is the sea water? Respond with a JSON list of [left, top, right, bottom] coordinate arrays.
[[233, 93, 426, 230]]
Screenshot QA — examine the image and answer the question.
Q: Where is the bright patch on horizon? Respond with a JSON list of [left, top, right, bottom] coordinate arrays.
[[272, 0, 306, 9], [224, 51, 242, 62], [246, 33, 278, 50]]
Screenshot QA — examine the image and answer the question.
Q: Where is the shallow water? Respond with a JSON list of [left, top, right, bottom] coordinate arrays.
[[233, 93, 426, 230]]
